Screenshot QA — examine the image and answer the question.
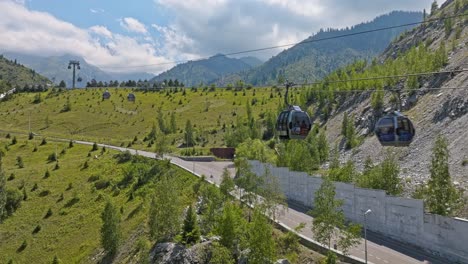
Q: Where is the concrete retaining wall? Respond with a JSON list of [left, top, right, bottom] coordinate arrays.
[[249, 160, 468, 263]]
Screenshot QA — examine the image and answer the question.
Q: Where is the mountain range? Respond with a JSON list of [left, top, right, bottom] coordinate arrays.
[[2, 53, 154, 88], [150, 55, 263, 87], [2, 11, 422, 89], [220, 10, 423, 86]]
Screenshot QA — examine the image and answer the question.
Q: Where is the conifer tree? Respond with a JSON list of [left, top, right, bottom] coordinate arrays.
[[248, 210, 276, 264], [148, 173, 182, 241], [216, 202, 245, 251], [426, 135, 462, 216], [311, 177, 360, 254], [184, 120, 195, 147], [182, 205, 201, 245], [317, 129, 329, 163], [220, 168, 235, 199], [100, 201, 121, 256], [341, 112, 348, 136]]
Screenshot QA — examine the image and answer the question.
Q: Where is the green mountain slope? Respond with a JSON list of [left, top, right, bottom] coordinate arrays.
[[0, 55, 50, 90], [3, 53, 155, 88], [151, 54, 258, 87], [221, 11, 423, 86]]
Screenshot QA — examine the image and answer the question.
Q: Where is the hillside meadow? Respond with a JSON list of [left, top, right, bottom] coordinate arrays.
[[0, 86, 301, 154], [0, 133, 198, 263]]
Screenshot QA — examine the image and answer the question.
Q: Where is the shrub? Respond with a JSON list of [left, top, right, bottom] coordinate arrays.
[[91, 142, 98, 151], [47, 152, 58, 162], [40, 138, 47, 145], [114, 151, 132, 163], [95, 179, 110, 190], [38, 190, 51, 197], [6, 189, 22, 216], [64, 196, 80, 208], [88, 175, 100, 182], [32, 225, 42, 234], [17, 240, 27, 252], [44, 170, 50, 179], [16, 156, 24, 168], [31, 183, 39, 192], [44, 208, 53, 218], [11, 136, 17, 145], [7, 173, 15, 181]]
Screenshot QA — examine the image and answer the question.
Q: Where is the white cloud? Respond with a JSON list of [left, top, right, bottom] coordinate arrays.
[[0, 1, 173, 74], [154, 0, 437, 59], [89, 25, 113, 39], [120, 17, 148, 34], [90, 8, 104, 14]]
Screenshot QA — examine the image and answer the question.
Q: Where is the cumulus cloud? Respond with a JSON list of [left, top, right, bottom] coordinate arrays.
[[0, 1, 172, 73], [89, 25, 113, 39], [120, 17, 148, 34], [155, 0, 438, 59]]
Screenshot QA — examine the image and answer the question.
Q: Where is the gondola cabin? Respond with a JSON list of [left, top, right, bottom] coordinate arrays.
[[374, 111, 415, 147], [102, 91, 111, 100], [276, 106, 312, 140], [127, 93, 135, 102]]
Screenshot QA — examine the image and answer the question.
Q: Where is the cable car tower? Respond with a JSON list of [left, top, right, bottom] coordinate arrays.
[[68, 60, 81, 89]]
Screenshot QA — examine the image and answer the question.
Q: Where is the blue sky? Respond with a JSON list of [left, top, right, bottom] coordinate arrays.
[[27, 0, 170, 35], [1, 0, 439, 74]]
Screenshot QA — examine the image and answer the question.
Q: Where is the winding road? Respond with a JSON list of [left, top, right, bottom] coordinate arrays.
[[71, 140, 448, 264]]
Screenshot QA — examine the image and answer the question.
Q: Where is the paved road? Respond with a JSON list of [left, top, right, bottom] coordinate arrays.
[[30, 138, 450, 264]]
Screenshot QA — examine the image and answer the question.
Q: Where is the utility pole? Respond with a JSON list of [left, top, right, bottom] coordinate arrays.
[[364, 209, 372, 264], [68, 60, 80, 89]]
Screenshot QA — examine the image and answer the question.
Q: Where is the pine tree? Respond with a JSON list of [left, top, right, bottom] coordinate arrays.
[[345, 114, 356, 149], [182, 205, 201, 245], [170, 112, 177, 133], [248, 210, 276, 264], [184, 120, 195, 147], [380, 151, 402, 195], [311, 177, 360, 253], [148, 173, 182, 242], [341, 112, 348, 136], [317, 129, 329, 163], [216, 202, 245, 251], [431, 0, 438, 15], [426, 135, 462, 216], [220, 168, 235, 199], [100, 201, 121, 256]]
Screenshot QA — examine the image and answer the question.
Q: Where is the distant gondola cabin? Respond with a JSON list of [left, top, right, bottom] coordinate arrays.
[[102, 91, 111, 100], [127, 93, 136, 102]]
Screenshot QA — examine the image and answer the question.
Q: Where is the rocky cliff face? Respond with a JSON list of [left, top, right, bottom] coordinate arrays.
[[324, 0, 468, 208]]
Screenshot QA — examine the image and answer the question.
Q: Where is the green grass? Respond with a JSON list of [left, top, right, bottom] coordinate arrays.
[[0, 134, 198, 264], [0, 87, 292, 153]]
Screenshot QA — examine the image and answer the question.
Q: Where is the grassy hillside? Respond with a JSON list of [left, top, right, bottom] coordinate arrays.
[[0, 55, 50, 88], [0, 133, 198, 263], [0, 86, 286, 153]]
